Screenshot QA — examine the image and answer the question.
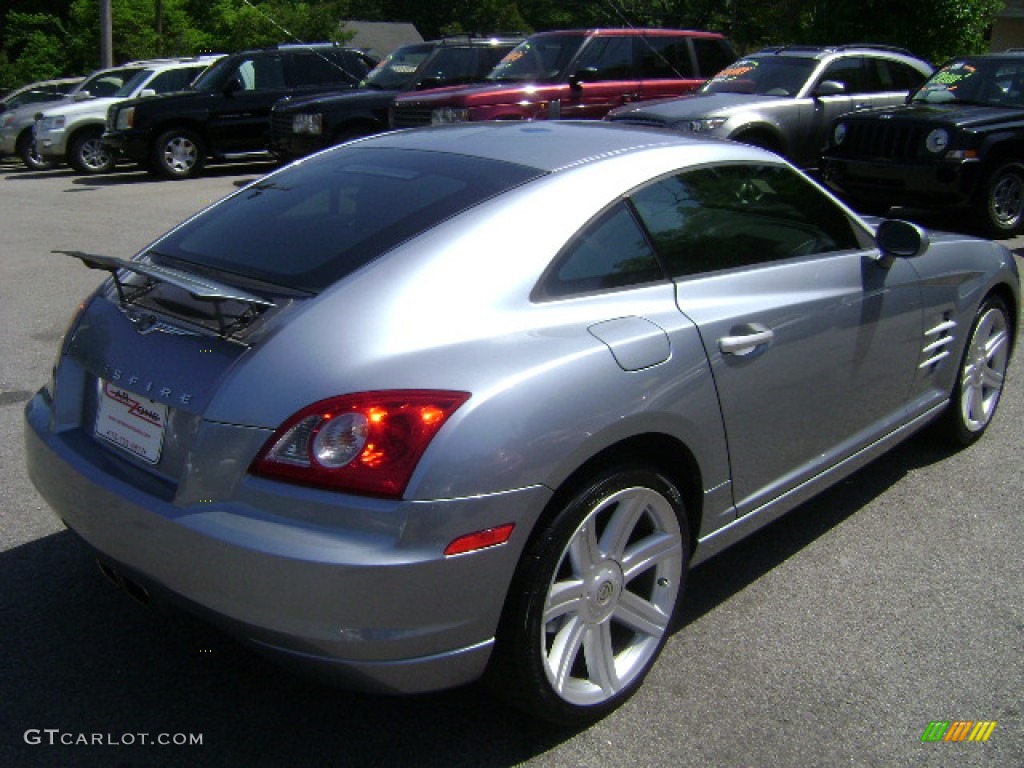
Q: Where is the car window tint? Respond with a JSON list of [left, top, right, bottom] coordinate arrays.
[[153, 147, 544, 293], [574, 37, 635, 80], [423, 47, 479, 85], [294, 51, 361, 86], [691, 38, 734, 78], [637, 37, 695, 79], [540, 202, 664, 298], [148, 68, 202, 94], [235, 56, 286, 90], [630, 164, 861, 277], [820, 56, 866, 93]]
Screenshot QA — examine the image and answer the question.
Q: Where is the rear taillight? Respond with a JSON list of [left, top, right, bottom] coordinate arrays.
[[251, 390, 470, 498]]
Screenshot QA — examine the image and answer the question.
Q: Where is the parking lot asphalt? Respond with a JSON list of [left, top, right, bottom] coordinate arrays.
[[1, 158, 1021, 767]]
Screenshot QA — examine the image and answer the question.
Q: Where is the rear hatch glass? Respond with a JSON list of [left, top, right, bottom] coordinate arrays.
[[150, 147, 544, 293]]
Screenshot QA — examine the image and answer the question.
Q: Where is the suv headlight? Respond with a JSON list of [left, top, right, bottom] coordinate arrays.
[[925, 128, 949, 153], [685, 117, 728, 133], [833, 122, 847, 146], [38, 115, 66, 132], [115, 107, 135, 131], [431, 107, 469, 125], [292, 113, 323, 135]]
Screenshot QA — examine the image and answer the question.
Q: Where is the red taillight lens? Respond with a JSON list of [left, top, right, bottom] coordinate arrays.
[[251, 390, 470, 498]]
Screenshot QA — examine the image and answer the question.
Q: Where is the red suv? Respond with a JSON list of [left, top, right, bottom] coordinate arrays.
[[390, 28, 735, 128]]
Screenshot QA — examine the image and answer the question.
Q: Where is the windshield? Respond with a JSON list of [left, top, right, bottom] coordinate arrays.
[[911, 59, 1024, 107], [114, 69, 155, 98], [78, 67, 144, 98], [362, 44, 433, 90], [151, 146, 545, 293], [487, 34, 586, 83], [699, 56, 817, 96]]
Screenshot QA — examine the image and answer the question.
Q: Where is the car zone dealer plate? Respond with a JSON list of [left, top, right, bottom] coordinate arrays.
[[94, 380, 168, 464]]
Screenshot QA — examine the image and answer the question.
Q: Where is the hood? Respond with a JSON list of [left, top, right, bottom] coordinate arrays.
[[609, 92, 787, 124], [38, 96, 119, 119], [395, 81, 551, 108], [275, 87, 399, 114], [840, 101, 1024, 129]]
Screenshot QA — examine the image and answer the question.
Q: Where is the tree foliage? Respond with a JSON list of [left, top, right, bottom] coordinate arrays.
[[0, 0, 1009, 91]]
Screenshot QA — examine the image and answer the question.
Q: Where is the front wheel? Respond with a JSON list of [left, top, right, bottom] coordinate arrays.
[[939, 295, 1013, 446], [489, 466, 688, 725], [976, 163, 1024, 238], [16, 131, 55, 171], [151, 128, 205, 179], [69, 128, 115, 174]]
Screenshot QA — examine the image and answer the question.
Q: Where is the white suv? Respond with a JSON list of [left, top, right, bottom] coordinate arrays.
[[34, 55, 220, 174]]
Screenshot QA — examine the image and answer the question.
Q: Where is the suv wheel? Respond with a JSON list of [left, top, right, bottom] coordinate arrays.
[[69, 128, 115, 174], [152, 128, 205, 179], [977, 162, 1024, 237], [16, 131, 56, 171]]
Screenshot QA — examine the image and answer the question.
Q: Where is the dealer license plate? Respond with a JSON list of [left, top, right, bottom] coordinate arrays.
[[94, 380, 168, 464]]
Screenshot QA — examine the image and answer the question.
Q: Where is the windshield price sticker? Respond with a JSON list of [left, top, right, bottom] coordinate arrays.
[[95, 380, 168, 464]]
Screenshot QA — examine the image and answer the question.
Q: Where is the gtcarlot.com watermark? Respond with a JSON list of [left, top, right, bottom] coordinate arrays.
[[24, 729, 203, 747]]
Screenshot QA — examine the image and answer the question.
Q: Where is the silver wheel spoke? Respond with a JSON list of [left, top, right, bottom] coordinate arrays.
[[548, 614, 586, 694], [543, 579, 585, 624], [597, 491, 650, 559], [620, 530, 683, 582], [582, 622, 619, 695], [613, 589, 671, 638], [568, 520, 600, 575]]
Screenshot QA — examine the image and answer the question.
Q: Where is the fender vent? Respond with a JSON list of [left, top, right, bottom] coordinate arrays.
[[920, 315, 957, 370]]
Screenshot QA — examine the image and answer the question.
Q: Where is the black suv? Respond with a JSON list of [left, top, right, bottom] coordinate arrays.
[[270, 35, 523, 160], [102, 43, 377, 179], [821, 53, 1024, 237]]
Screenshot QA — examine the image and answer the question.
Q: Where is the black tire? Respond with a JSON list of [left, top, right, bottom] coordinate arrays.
[[488, 465, 689, 725], [150, 128, 205, 179], [975, 162, 1024, 238], [938, 295, 1013, 446], [68, 128, 115, 174], [16, 131, 56, 171]]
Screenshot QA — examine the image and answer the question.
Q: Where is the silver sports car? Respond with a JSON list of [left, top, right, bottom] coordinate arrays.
[[25, 121, 1018, 725]]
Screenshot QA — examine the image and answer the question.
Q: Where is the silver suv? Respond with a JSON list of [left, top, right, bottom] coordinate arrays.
[[34, 55, 219, 174], [607, 44, 933, 169]]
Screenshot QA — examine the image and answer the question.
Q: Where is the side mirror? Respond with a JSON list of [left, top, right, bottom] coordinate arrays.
[[876, 218, 929, 258], [569, 67, 600, 90], [139, 88, 156, 98], [815, 80, 846, 97], [224, 77, 243, 96]]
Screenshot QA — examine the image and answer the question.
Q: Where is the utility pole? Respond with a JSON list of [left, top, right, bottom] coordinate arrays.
[[100, 0, 113, 67]]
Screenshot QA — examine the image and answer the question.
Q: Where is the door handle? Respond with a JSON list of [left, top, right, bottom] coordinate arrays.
[[719, 325, 774, 355]]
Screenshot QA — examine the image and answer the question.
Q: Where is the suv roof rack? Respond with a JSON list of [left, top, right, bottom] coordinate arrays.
[[757, 43, 914, 57]]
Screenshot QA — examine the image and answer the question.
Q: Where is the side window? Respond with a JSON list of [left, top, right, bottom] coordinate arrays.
[[885, 60, 928, 91], [539, 202, 665, 298], [820, 56, 866, 94], [637, 37, 695, 78], [234, 56, 285, 90], [290, 52, 356, 86], [630, 164, 861, 278], [692, 38, 734, 78], [147, 68, 198, 94], [574, 37, 635, 81], [422, 48, 478, 86]]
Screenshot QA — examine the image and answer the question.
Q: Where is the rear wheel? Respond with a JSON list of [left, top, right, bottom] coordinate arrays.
[[151, 128, 205, 179], [939, 295, 1013, 445], [68, 128, 115, 174], [489, 466, 688, 725], [16, 131, 55, 171]]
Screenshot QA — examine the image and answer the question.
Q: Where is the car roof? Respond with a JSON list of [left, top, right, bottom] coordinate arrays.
[[530, 27, 727, 39], [366, 120, 769, 172]]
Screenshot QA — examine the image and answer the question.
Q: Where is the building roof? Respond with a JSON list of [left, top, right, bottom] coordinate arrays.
[[339, 20, 423, 58]]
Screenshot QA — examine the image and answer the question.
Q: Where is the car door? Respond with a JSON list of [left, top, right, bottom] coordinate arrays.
[[560, 35, 642, 118], [207, 53, 291, 154], [629, 162, 924, 514]]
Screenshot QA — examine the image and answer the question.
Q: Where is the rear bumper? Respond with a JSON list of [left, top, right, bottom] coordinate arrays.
[[25, 391, 549, 693]]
